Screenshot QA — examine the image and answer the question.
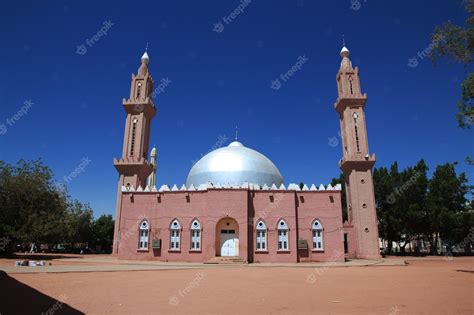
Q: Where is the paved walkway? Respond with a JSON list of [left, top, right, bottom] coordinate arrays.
[[0, 255, 406, 274]]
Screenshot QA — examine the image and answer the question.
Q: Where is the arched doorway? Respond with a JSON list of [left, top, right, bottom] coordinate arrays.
[[216, 217, 239, 257]]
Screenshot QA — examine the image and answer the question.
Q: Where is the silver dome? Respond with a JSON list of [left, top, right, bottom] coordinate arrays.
[[186, 141, 284, 187]]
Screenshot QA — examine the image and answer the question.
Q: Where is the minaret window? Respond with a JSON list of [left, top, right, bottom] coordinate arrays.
[[136, 82, 142, 100], [130, 118, 138, 156], [353, 112, 360, 152], [349, 77, 354, 95]]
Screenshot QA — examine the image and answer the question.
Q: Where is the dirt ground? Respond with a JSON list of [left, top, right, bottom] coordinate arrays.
[[1, 257, 473, 314]]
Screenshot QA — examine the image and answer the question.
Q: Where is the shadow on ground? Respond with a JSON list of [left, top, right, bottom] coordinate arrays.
[[6, 253, 84, 260], [0, 271, 83, 314]]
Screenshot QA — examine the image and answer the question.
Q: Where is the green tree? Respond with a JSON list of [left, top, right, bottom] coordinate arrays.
[[372, 160, 430, 254], [424, 163, 470, 254], [0, 159, 67, 246], [63, 200, 94, 245], [373, 162, 404, 253], [0, 159, 100, 254], [430, 0, 474, 128], [395, 160, 429, 252], [92, 214, 115, 253]]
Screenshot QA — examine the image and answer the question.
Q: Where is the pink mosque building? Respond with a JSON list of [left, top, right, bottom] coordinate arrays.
[[112, 45, 380, 263]]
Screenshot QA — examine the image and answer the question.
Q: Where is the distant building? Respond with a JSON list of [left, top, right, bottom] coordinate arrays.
[[112, 46, 380, 262]]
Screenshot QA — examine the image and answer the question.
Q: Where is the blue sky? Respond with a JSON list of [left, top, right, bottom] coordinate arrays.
[[0, 0, 472, 218]]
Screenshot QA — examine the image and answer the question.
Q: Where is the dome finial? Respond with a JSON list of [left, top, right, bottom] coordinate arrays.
[[235, 126, 238, 141], [141, 43, 150, 64], [340, 38, 350, 58]]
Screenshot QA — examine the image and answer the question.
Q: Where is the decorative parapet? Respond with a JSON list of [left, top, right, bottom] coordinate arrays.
[[121, 182, 342, 193]]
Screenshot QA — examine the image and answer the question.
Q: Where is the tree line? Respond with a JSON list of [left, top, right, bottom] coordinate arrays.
[[332, 160, 473, 255], [0, 159, 114, 254]]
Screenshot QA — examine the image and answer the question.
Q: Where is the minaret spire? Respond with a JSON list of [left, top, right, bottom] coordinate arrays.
[[334, 45, 379, 259], [339, 44, 352, 71], [113, 48, 157, 254], [235, 126, 239, 141]]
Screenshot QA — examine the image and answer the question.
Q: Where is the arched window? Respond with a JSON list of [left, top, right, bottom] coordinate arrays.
[[136, 82, 142, 99], [353, 112, 360, 152], [277, 219, 289, 250], [170, 219, 181, 250], [256, 220, 267, 251], [130, 118, 138, 156], [348, 76, 354, 95], [190, 219, 201, 251], [312, 220, 324, 250], [138, 220, 149, 250]]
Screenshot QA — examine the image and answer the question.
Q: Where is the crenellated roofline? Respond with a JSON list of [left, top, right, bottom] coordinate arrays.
[[121, 182, 342, 193]]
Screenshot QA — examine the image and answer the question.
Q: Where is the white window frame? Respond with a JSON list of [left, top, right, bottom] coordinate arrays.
[[170, 219, 181, 251], [138, 220, 149, 250], [256, 220, 267, 251], [277, 219, 289, 251], [312, 220, 324, 251], [190, 219, 201, 251]]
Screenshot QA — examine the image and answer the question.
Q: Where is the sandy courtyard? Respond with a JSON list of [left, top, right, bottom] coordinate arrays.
[[1, 257, 473, 314]]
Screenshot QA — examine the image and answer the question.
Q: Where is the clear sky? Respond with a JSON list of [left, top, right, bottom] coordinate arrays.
[[0, 0, 472, 218]]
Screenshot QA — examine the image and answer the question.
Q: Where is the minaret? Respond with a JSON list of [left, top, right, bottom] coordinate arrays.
[[147, 146, 157, 187], [112, 51, 157, 254], [334, 44, 380, 259]]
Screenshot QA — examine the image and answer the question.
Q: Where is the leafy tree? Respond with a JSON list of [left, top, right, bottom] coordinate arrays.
[[63, 200, 94, 245], [0, 159, 67, 246], [424, 163, 470, 254], [395, 160, 429, 252], [447, 202, 474, 254], [430, 0, 474, 128], [92, 214, 115, 253], [0, 159, 105, 254], [373, 163, 404, 253]]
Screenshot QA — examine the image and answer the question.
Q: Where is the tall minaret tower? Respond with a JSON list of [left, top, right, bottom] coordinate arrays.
[[112, 51, 157, 254], [334, 44, 380, 259]]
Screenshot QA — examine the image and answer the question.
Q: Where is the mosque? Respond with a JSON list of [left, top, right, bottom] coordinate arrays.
[[112, 45, 380, 263]]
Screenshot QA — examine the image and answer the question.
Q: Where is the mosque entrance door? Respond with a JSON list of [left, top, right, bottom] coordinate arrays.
[[216, 217, 239, 257], [220, 230, 237, 256]]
